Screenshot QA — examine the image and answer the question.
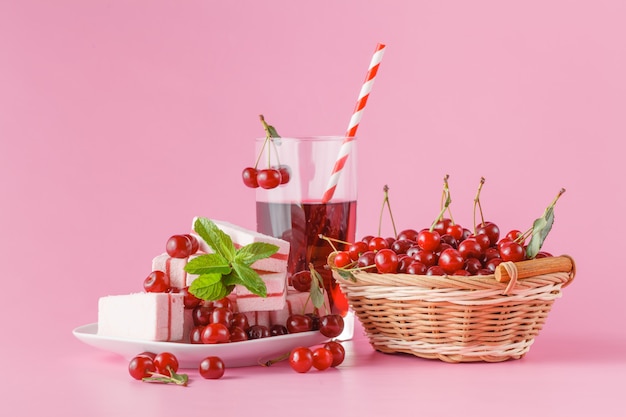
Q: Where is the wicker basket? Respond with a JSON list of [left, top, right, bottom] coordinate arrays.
[[334, 255, 576, 363]]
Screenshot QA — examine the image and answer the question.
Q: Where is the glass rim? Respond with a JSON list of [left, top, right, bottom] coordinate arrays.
[[254, 136, 357, 142]]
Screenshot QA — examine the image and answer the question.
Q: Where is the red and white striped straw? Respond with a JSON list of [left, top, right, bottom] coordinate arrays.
[[322, 43, 386, 203]]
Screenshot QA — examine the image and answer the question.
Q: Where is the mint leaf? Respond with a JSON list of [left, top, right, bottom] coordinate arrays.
[[184, 253, 231, 275], [189, 273, 232, 301], [193, 217, 236, 261], [235, 242, 279, 266], [230, 262, 267, 297]]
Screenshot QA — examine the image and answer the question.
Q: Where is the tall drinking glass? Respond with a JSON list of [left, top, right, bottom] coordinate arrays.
[[255, 136, 357, 340]]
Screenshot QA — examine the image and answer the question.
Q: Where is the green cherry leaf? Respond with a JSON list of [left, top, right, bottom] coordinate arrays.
[[526, 208, 555, 259], [235, 242, 279, 266], [184, 253, 231, 275], [309, 268, 325, 310]]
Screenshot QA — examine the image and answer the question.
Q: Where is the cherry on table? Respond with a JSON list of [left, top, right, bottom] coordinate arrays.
[[199, 356, 225, 380], [312, 347, 333, 371], [324, 341, 346, 367], [319, 314, 345, 338], [289, 347, 313, 373], [128, 355, 156, 380]]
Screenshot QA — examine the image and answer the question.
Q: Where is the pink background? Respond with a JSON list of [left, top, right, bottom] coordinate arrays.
[[1, 1, 624, 415]]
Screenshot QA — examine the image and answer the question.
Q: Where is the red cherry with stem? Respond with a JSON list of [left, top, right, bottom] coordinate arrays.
[[143, 271, 170, 293], [375, 248, 399, 273], [242, 167, 259, 188], [333, 251, 352, 268], [201, 323, 231, 344], [417, 230, 441, 252], [476, 221, 500, 246], [506, 229, 523, 242], [438, 248, 464, 274], [391, 239, 413, 254], [464, 258, 483, 275], [356, 251, 376, 270], [210, 307, 234, 327], [499, 241, 525, 262], [231, 312, 250, 331], [319, 314, 345, 338], [397, 254, 413, 273], [474, 233, 491, 251], [348, 241, 369, 261], [257, 169, 282, 189], [192, 305, 213, 326], [128, 355, 156, 380], [446, 224, 464, 241], [324, 341, 346, 367], [289, 347, 313, 373], [189, 326, 204, 344], [433, 218, 452, 237], [312, 347, 333, 371], [199, 356, 225, 379], [210, 297, 234, 311], [153, 352, 179, 374]]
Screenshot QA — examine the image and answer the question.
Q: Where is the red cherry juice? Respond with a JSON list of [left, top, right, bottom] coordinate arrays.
[[256, 200, 356, 316]]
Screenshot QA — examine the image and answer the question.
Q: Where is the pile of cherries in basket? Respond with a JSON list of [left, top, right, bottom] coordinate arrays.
[[331, 219, 551, 276]]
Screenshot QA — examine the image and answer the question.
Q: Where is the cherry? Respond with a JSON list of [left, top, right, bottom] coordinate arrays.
[[247, 325, 270, 339], [391, 239, 413, 254], [136, 351, 157, 361], [166, 234, 192, 258], [438, 248, 464, 274], [458, 238, 482, 259], [291, 270, 312, 292], [143, 271, 170, 293], [201, 323, 231, 344], [453, 269, 471, 276], [306, 313, 321, 331], [348, 241, 369, 261], [484, 257, 503, 272], [231, 312, 250, 331], [289, 347, 313, 373], [397, 254, 413, 273], [199, 356, 225, 379], [324, 341, 346, 367], [417, 230, 441, 252], [333, 251, 352, 268], [257, 168, 282, 189], [413, 250, 437, 267], [277, 165, 291, 185], [476, 221, 500, 246], [209, 297, 234, 311], [189, 326, 204, 344], [356, 251, 377, 270], [184, 234, 199, 254], [433, 218, 452, 237], [445, 224, 464, 241], [286, 314, 313, 333], [406, 261, 427, 275], [128, 355, 156, 380], [474, 233, 492, 251], [426, 265, 446, 276], [179, 286, 202, 309], [499, 241, 525, 262], [312, 347, 333, 371], [229, 326, 248, 342], [153, 352, 179, 374], [368, 236, 389, 252], [210, 307, 234, 327], [319, 314, 345, 338], [397, 229, 419, 241], [482, 247, 501, 262], [374, 248, 399, 273], [506, 229, 523, 242], [440, 234, 458, 249], [241, 167, 259, 188], [406, 245, 421, 258], [270, 324, 289, 336], [192, 305, 213, 326], [464, 257, 483, 275]]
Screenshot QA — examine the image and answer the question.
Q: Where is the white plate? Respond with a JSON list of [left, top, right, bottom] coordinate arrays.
[[73, 323, 329, 368]]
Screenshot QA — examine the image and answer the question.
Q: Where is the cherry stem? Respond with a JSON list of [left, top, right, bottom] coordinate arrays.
[[440, 174, 455, 224], [378, 185, 398, 237], [260, 351, 290, 367], [430, 177, 452, 232], [473, 177, 486, 234], [319, 234, 351, 249], [258, 115, 281, 168]]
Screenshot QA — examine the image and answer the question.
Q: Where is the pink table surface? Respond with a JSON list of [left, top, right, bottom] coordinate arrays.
[[2, 1, 626, 416]]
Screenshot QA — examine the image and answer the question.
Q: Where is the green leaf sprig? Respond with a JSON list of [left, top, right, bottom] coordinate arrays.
[[184, 217, 279, 301]]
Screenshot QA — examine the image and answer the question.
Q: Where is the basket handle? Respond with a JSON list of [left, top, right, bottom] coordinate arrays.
[[495, 255, 575, 284]]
